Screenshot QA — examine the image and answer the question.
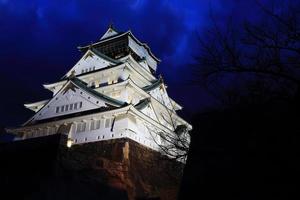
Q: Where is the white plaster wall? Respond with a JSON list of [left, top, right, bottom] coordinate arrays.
[[69, 115, 159, 150], [149, 87, 173, 110], [66, 50, 113, 77], [21, 111, 173, 152], [140, 104, 158, 122], [138, 60, 151, 72], [33, 87, 105, 121], [128, 37, 157, 71]]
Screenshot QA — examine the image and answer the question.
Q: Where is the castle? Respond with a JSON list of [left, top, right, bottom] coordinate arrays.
[[5, 25, 192, 200], [8, 25, 191, 159]]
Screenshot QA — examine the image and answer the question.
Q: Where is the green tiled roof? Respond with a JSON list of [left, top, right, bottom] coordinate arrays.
[[90, 48, 122, 64], [142, 77, 163, 92], [134, 98, 151, 110], [71, 77, 126, 107]]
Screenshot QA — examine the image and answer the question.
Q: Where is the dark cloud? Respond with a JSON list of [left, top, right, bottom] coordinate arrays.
[[0, 0, 274, 126]]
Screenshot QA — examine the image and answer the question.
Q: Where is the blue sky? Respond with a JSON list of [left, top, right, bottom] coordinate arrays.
[[0, 0, 272, 126]]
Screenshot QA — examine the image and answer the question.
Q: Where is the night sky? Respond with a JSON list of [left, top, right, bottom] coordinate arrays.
[[0, 0, 267, 127]]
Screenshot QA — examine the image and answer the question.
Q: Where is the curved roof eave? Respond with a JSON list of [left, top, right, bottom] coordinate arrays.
[[142, 77, 163, 92], [90, 48, 122, 64], [127, 31, 161, 62], [134, 98, 151, 110], [71, 78, 127, 107]]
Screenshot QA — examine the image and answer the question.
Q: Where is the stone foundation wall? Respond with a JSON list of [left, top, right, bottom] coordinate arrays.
[[58, 136, 183, 200]]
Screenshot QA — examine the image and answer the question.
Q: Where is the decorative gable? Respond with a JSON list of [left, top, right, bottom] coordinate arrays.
[[64, 50, 115, 77], [26, 81, 110, 124], [100, 27, 119, 40]]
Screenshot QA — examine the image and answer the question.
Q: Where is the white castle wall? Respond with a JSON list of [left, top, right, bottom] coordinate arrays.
[[70, 114, 161, 150], [65, 50, 114, 77]]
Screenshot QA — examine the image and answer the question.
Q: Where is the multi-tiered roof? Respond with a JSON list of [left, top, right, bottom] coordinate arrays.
[[8, 25, 192, 154]]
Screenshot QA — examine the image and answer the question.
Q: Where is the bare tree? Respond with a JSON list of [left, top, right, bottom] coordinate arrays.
[[142, 93, 190, 162], [193, 0, 300, 106], [145, 112, 190, 162]]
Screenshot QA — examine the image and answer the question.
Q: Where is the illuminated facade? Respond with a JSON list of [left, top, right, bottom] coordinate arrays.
[[8, 25, 192, 157]]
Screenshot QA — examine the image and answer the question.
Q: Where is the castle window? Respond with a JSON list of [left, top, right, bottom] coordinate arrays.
[[81, 69, 84, 73], [105, 118, 111, 128], [56, 107, 59, 113], [39, 129, 43, 136], [91, 120, 95, 130], [74, 103, 78, 110], [93, 66, 95, 70], [91, 119, 101, 130], [44, 128, 48, 135], [96, 119, 101, 129], [76, 122, 86, 133], [61, 105, 64, 112], [70, 104, 73, 110], [79, 102, 83, 108], [65, 104, 69, 111], [50, 126, 55, 135], [112, 134, 114, 138], [76, 123, 81, 133], [82, 122, 86, 132]]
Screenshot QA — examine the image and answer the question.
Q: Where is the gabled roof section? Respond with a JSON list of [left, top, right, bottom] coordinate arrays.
[[121, 54, 156, 81], [128, 31, 161, 62], [62, 48, 122, 79], [24, 100, 49, 112], [78, 30, 160, 62], [100, 25, 120, 40], [71, 77, 126, 107], [23, 78, 127, 126]]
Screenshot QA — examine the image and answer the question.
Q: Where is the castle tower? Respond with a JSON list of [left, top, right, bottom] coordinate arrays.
[[8, 25, 192, 158], [7, 25, 192, 199]]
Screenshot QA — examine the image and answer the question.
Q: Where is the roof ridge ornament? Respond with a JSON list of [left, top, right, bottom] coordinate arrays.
[[67, 70, 76, 79], [99, 23, 119, 40], [88, 42, 93, 49], [159, 74, 164, 83], [109, 21, 114, 29]]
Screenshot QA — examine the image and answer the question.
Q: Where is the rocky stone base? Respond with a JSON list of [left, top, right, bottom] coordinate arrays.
[[58, 135, 183, 200]]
